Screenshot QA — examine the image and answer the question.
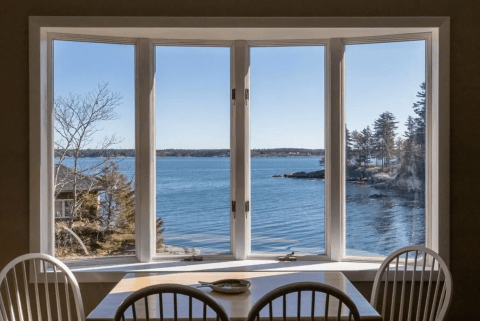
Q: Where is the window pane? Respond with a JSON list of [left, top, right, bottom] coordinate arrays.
[[250, 46, 325, 254], [53, 40, 135, 259], [64, 200, 74, 218], [55, 201, 63, 218], [155, 46, 231, 255], [345, 40, 426, 257]]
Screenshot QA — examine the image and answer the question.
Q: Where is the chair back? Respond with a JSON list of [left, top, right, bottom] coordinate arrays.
[[370, 245, 452, 321], [0, 253, 85, 321], [247, 282, 361, 321], [114, 283, 229, 321]]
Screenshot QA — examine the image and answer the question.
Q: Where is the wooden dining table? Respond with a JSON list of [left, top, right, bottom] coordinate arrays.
[[86, 271, 382, 321]]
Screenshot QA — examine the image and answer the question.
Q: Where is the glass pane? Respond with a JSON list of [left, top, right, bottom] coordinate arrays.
[[345, 40, 426, 257], [250, 46, 325, 254], [155, 46, 231, 255], [55, 201, 63, 218], [64, 200, 74, 218], [53, 40, 135, 259]]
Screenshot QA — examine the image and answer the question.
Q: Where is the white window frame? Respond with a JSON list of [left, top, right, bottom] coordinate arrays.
[[55, 199, 74, 218], [29, 17, 450, 268]]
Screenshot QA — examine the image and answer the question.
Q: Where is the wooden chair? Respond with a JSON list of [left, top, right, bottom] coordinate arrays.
[[0, 253, 85, 321], [370, 245, 452, 321], [247, 282, 361, 321], [113, 283, 230, 321]]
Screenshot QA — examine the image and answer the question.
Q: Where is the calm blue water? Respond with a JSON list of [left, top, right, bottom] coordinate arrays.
[[59, 157, 425, 257]]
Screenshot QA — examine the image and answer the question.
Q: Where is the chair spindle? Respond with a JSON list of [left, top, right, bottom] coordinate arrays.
[[21, 261, 32, 321], [422, 258, 436, 321], [144, 297, 149, 321], [407, 250, 419, 321], [42, 260, 52, 321], [390, 256, 400, 321], [159, 293, 164, 321]]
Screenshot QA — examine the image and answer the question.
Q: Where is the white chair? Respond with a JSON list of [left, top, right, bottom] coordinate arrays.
[[370, 245, 452, 321], [0, 253, 85, 321]]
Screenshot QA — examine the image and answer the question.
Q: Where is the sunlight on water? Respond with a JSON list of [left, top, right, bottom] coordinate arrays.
[[60, 157, 425, 257]]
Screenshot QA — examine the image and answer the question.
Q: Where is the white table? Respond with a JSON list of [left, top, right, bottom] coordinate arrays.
[[87, 271, 382, 321]]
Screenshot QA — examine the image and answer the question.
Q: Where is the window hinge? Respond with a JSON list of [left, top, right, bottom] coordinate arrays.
[[231, 89, 235, 100], [245, 88, 249, 100], [232, 200, 236, 218], [245, 200, 250, 212]]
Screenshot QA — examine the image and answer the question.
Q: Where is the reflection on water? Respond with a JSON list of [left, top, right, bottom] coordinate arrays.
[[60, 157, 425, 257], [346, 182, 425, 257]]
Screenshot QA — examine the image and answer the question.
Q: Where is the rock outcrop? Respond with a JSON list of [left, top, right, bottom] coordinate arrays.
[[284, 170, 325, 179]]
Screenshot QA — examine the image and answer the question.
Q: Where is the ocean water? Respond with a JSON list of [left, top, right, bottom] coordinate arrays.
[[59, 157, 425, 257]]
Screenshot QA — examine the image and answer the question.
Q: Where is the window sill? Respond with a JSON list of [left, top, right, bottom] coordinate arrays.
[[63, 257, 383, 283]]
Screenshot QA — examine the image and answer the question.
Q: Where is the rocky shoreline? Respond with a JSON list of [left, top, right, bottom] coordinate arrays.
[[275, 165, 424, 202], [279, 170, 325, 179]]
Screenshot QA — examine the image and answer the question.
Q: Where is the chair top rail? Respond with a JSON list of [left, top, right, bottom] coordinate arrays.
[[247, 282, 361, 321], [113, 283, 230, 321]]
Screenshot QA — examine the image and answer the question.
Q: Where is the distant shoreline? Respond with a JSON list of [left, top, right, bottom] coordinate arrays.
[[56, 148, 325, 158]]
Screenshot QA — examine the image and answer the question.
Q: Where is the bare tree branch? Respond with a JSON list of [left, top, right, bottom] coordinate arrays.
[[54, 83, 124, 228]]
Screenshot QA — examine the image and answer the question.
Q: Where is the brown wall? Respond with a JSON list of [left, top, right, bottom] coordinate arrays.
[[1, 1, 479, 320]]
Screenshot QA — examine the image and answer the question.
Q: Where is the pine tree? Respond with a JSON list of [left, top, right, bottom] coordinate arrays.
[[403, 116, 416, 166], [345, 125, 352, 162], [413, 82, 426, 156], [395, 137, 404, 164], [351, 130, 363, 167], [361, 126, 374, 169], [373, 111, 398, 171], [94, 161, 136, 253], [395, 82, 427, 197]]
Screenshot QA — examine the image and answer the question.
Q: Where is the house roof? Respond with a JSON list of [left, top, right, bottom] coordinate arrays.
[[54, 163, 103, 194]]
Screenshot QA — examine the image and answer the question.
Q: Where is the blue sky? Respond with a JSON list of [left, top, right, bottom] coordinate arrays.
[[53, 40, 425, 150]]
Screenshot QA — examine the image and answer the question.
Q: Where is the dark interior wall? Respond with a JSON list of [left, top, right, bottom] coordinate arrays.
[[0, 1, 479, 320]]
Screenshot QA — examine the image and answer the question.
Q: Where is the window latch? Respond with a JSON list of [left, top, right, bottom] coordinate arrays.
[[245, 88, 249, 100], [231, 89, 235, 100], [232, 200, 236, 218]]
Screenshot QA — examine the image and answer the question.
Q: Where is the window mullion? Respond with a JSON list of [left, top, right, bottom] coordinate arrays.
[[232, 40, 251, 259], [135, 39, 156, 262], [326, 39, 345, 262]]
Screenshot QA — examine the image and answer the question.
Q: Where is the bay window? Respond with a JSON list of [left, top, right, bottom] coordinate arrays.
[[30, 17, 449, 267]]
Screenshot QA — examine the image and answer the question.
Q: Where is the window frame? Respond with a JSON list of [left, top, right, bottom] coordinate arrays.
[[55, 199, 74, 219], [29, 17, 450, 267]]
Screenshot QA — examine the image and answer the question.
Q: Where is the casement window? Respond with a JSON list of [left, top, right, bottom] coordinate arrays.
[[30, 17, 450, 267], [55, 200, 74, 219]]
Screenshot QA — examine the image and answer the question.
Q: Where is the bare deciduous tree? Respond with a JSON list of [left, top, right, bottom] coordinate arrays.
[[54, 83, 123, 228]]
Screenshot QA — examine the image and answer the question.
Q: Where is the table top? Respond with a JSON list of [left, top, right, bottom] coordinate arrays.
[[87, 271, 382, 321]]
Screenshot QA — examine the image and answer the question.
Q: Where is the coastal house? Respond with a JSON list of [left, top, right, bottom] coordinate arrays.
[[54, 164, 103, 219], [1, 2, 479, 320]]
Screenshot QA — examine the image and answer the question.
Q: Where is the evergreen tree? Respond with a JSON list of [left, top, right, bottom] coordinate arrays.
[[413, 82, 426, 156], [361, 126, 374, 169], [395, 82, 427, 197], [351, 130, 363, 167], [92, 161, 136, 252], [373, 111, 398, 171], [402, 116, 416, 166], [395, 137, 404, 164], [345, 125, 353, 162], [96, 162, 134, 234]]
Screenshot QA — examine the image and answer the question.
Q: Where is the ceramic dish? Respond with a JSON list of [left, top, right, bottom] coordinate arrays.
[[197, 279, 251, 294]]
